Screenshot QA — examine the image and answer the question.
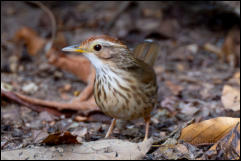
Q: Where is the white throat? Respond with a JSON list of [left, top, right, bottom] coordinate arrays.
[[83, 53, 106, 72], [83, 52, 125, 87]]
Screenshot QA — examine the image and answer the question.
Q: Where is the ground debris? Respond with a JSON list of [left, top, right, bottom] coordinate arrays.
[[1, 138, 153, 160]]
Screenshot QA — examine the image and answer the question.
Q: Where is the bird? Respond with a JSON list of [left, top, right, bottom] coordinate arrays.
[[62, 35, 159, 141]]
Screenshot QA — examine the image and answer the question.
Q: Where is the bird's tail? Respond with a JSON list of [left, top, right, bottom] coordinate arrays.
[[133, 40, 160, 66]]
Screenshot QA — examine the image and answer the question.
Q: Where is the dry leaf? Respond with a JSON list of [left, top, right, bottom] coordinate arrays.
[[179, 117, 240, 145], [221, 27, 240, 66], [14, 27, 46, 55], [42, 131, 80, 145], [204, 27, 240, 66], [165, 80, 183, 96], [221, 85, 240, 111], [1, 139, 153, 160], [203, 123, 240, 160], [153, 143, 199, 160], [221, 71, 240, 111]]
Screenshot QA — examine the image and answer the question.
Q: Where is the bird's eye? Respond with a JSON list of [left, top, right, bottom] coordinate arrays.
[[94, 44, 102, 51]]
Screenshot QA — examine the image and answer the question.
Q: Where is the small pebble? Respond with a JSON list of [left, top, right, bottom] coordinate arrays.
[[12, 129, 23, 137], [63, 84, 71, 91], [187, 44, 198, 54], [54, 71, 63, 79], [22, 82, 38, 94], [57, 147, 64, 153]]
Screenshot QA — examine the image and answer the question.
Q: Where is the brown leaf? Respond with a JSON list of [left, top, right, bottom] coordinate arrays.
[[42, 131, 80, 145], [203, 123, 240, 160], [52, 32, 67, 49], [165, 80, 183, 96], [221, 27, 240, 66], [203, 27, 240, 66], [221, 85, 240, 111], [221, 71, 240, 111], [14, 27, 46, 55], [179, 117, 240, 145]]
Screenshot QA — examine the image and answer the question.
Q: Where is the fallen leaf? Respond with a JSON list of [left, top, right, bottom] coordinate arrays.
[[179, 102, 199, 116], [52, 32, 67, 49], [203, 27, 240, 66], [153, 126, 201, 160], [42, 131, 79, 145], [154, 65, 164, 74], [38, 111, 57, 122], [203, 123, 240, 160], [221, 71, 240, 111], [1, 138, 153, 160], [153, 143, 198, 160], [203, 43, 222, 58], [74, 115, 88, 122], [165, 80, 183, 96], [221, 85, 240, 111], [221, 26, 240, 67], [32, 130, 49, 144], [14, 27, 46, 55], [179, 117, 240, 145], [229, 71, 240, 85]]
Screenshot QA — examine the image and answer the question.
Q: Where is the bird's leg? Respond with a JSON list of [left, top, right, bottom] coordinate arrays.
[[144, 116, 150, 141], [105, 118, 117, 138]]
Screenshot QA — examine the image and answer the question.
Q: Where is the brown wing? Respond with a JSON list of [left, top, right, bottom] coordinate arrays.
[[133, 40, 160, 67]]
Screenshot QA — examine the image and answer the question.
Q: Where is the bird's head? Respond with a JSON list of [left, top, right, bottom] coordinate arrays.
[[62, 35, 130, 70]]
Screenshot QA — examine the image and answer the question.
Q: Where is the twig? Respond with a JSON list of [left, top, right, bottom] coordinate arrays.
[[1, 90, 68, 117], [29, 1, 56, 53], [152, 118, 194, 146]]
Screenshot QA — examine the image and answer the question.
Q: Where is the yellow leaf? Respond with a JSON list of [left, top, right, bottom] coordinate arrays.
[[179, 117, 240, 145]]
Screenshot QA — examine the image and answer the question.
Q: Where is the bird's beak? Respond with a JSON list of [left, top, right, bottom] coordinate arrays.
[[62, 45, 88, 53]]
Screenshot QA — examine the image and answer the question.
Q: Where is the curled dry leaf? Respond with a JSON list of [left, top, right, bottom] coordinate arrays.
[[41, 131, 80, 145], [203, 123, 240, 160], [221, 71, 240, 111], [1, 138, 153, 160], [14, 27, 46, 55], [179, 117, 240, 146]]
